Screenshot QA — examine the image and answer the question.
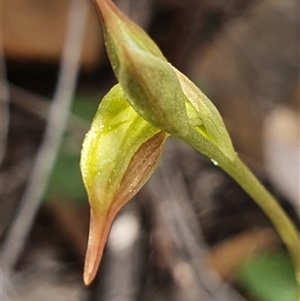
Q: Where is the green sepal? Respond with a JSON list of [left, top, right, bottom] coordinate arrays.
[[174, 67, 235, 160], [118, 47, 190, 136], [93, 0, 165, 76]]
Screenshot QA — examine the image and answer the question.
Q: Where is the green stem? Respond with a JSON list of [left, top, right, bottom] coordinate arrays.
[[183, 130, 300, 284], [223, 156, 300, 283]]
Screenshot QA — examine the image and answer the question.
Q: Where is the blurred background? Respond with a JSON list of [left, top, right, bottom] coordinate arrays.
[[1, 0, 299, 300]]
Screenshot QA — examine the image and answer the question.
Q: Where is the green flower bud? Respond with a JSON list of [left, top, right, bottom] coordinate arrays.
[[83, 3, 235, 284], [93, 0, 190, 136], [80, 84, 167, 285]]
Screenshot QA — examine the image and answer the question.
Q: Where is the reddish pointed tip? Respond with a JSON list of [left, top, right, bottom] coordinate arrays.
[[83, 210, 106, 286], [83, 208, 117, 286], [83, 266, 96, 286]]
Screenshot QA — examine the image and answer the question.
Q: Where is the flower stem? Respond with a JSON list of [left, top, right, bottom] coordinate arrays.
[[183, 130, 300, 284]]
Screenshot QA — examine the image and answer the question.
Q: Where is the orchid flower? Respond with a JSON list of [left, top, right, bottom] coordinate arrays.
[[80, 0, 300, 286]]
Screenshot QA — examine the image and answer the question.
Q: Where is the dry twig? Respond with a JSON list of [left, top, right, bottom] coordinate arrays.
[[0, 52, 10, 166], [1, 0, 89, 282]]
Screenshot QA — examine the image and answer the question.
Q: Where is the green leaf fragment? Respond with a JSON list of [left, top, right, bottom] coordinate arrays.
[[237, 251, 299, 301]]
